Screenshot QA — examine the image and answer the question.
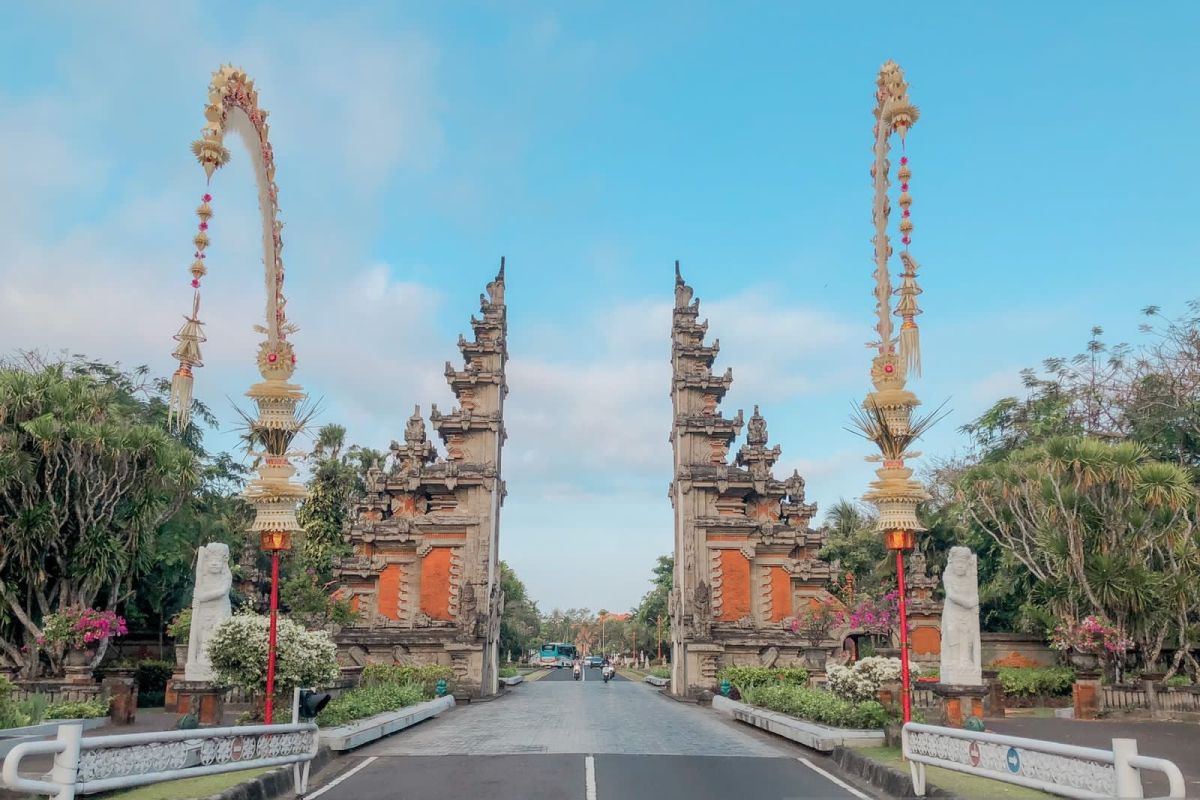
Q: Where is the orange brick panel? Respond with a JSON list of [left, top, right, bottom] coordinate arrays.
[[420, 548, 454, 621], [911, 626, 941, 656], [377, 564, 402, 621], [718, 550, 751, 621], [769, 567, 792, 622]]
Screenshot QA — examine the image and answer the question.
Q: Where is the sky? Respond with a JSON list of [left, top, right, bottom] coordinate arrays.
[[2, 2, 1198, 614]]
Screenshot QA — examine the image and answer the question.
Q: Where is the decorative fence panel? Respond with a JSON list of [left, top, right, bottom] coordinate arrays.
[[1100, 684, 1200, 713]]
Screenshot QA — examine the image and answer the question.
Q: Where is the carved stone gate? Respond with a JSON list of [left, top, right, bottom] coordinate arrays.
[[334, 263, 507, 697], [668, 266, 835, 696]]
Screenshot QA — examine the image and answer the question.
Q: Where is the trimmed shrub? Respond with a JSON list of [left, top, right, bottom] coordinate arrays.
[[498, 666, 518, 678], [45, 699, 110, 720], [315, 682, 425, 728], [361, 663, 455, 696], [997, 667, 1074, 698], [649, 666, 671, 679], [717, 666, 809, 692], [742, 684, 892, 729]]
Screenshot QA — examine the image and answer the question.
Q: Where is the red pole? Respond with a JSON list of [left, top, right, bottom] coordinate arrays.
[[896, 549, 912, 724], [264, 551, 280, 724]]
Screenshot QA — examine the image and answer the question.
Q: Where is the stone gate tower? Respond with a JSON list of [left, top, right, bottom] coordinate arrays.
[[336, 262, 507, 697], [669, 265, 830, 696]]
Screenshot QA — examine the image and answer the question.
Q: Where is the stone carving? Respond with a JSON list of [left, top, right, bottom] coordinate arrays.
[[185, 543, 232, 682], [747, 405, 767, 445], [692, 582, 712, 638], [759, 646, 780, 667], [940, 546, 982, 685]]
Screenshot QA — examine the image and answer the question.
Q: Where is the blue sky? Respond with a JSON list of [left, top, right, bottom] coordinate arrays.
[[2, 2, 1197, 613]]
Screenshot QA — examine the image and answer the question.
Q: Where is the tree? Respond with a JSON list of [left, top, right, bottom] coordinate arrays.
[[957, 437, 1198, 678], [817, 500, 887, 596], [0, 356, 198, 673], [632, 555, 673, 656], [498, 562, 540, 662], [124, 452, 252, 648]]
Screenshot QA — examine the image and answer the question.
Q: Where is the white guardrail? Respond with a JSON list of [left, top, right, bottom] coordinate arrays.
[[1, 720, 318, 800], [902, 722, 1186, 799]]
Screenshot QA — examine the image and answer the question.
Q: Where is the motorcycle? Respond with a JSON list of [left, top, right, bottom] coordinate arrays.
[[602, 664, 614, 683], [572, 664, 581, 681]]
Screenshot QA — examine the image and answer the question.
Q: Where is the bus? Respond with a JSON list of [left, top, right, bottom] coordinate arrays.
[[538, 642, 578, 668]]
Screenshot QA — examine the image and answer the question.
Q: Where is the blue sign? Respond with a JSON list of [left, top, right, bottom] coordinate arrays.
[[1006, 747, 1021, 773]]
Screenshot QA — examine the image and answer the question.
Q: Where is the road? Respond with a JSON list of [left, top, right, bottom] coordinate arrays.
[[306, 670, 873, 800]]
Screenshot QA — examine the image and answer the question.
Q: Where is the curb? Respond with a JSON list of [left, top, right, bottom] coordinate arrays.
[[712, 695, 884, 752], [830, 746, 960, 799], [203, 744, 337, 800]]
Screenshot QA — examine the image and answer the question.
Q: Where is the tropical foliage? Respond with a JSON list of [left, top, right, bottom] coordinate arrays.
[[826, 656, 909, 703], [716, 666, 809, 692], [315, 681, 426, 728], [0, 356, 198, 673]]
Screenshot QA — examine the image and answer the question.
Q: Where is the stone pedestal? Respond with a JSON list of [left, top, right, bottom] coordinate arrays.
[[1073, 672, 1101, 720], [933, 683, 988, 728], [982, 668, 1004, 716], [102, 676, 137, 725], [63, 666, 95, 685], [174, 680, 225, 726]]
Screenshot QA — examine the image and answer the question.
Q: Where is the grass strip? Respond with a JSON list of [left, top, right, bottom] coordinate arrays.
[[856, 746, 1054, 799]]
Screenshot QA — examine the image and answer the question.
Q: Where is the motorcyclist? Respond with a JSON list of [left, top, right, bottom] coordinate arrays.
[[572, 658, 581, 680]]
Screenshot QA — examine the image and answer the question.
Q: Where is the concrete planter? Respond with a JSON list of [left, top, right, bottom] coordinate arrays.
[[644, 675, 670, 688], [499, 675, 524, 686], [711, 695, 884, 753], [319, 695, 455, 752]]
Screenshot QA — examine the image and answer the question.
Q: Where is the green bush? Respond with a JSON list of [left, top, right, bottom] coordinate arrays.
[[717, 666, 809, 692], [1164, 675, 1192, 688], [997, 667, 1074, 698], [135, 659, 174, 693], [315, 682, 425, 727], [498, 667, 518, 678], [361, 664, 455, 696], [137, 690, 166, 708], [45, 699, 110, 720], [649, 666, 671, 679], [0, 677, 29, 729], [742, 684, 892, 730]]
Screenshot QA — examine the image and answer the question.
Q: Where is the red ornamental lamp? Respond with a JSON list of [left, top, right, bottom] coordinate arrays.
[[883, 528, 916, 552], [259, 529, 293, 552]]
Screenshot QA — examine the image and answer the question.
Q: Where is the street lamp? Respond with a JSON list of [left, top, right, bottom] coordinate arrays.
[[168, 67, 308, 725]]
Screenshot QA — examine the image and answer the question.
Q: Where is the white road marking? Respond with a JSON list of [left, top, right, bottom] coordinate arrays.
[[796, 757, 872, 800], [306, 756, 378, 800], [585, 754, 597, 800]]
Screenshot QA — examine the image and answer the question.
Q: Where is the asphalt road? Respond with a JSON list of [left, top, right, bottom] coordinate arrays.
[[538, 665, 630, 682], [305, 675, 872, 800]]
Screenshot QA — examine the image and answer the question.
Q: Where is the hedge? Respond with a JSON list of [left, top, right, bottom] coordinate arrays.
[[361, 663, 456, 695], [717, 666, 809, 692], [997, 666, 1074, 698], [742, 684, 892, 729], [315, 682, 426, 728]]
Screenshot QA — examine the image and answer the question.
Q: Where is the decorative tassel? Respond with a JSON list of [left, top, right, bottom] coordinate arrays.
[[900, 322, 921, 378], [168, 364, 194, 430]]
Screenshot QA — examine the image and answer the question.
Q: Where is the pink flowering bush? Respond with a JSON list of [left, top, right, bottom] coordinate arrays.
[[1049, 616, 1133, 656], [38, 607, 128, 650], [786, 598, 841, 646], [836, 591, 900, 635]]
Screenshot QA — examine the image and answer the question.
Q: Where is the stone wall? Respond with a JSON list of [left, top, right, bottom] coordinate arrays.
[[980, 633, 1056, 668]]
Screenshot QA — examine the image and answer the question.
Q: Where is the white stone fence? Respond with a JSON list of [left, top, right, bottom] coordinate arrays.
[[902, 721, 1185, 798], [1101, 683, 1200, 714], [1, 721, 318, 799]]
